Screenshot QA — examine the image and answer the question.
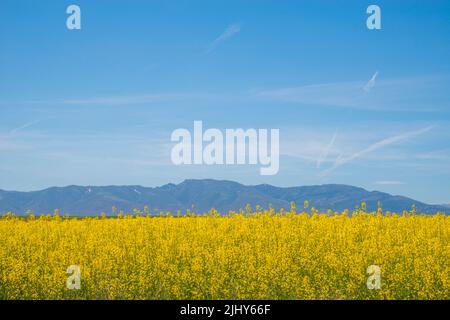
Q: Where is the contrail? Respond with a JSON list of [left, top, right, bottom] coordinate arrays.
[[206, 23, 241, 54], [0, 120, 41, 141], [316, 131, 337, 169], [363, 71, 379, 92], [321, 125, 435, 176], [8, 120, 41, 136]]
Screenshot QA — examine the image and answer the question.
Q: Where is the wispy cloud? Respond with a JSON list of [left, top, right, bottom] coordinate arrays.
[[321, 125, 435, 176], [62, 93, 216, 105], [415, 149, 450, 161], [7, 90, 250, 107], [254, 81, 362, 107], [363, 71, 379, 92], [206, 23, 241, 54], [374, 180, 405, 185], [253, 75, 447, 111], [6, 75, 447, 112]]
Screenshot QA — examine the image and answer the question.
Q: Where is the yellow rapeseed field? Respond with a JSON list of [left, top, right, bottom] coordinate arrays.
[[0, 206, 449, 300]]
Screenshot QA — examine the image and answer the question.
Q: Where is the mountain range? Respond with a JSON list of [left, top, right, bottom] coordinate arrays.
[[0, 179, 447, 216]]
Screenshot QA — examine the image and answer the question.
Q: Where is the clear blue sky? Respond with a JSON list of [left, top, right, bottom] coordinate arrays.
[[1, 0, 449, 204]]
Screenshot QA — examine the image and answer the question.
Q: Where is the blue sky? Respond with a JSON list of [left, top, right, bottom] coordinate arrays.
[[0, 0, 450, 204]]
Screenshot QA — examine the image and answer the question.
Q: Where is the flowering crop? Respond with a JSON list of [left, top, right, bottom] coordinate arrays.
[[0, 208, 448, 300]]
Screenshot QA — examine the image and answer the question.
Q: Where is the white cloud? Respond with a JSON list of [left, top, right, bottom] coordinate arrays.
[[374, 180, 405, 185], [415, 150, 450, 161]]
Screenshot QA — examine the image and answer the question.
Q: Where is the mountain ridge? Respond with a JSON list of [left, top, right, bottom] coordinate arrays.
[[0, 179, 447, 216]]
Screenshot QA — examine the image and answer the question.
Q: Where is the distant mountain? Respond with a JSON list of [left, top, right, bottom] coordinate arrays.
[[0, 179, 447, 216]]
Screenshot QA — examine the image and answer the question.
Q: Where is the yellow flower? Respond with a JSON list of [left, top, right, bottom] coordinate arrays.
[[0, 209, 448, 299]]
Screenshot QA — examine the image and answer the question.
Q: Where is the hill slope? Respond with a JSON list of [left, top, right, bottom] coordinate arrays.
[[0, 179, 446, 215]]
